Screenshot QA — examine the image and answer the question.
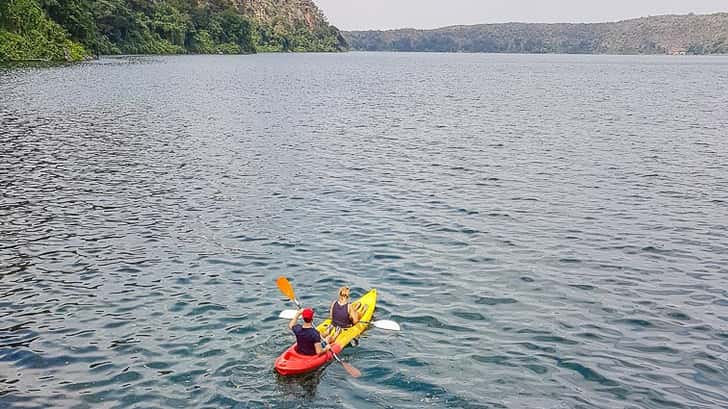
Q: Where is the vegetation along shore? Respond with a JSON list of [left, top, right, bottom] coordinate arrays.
[[2, 3, 727, 63], [344, 13, 728, 55], [0, 0, 347, 62]]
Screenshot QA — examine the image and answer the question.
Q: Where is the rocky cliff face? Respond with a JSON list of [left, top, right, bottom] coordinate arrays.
[[235, 0, 321, 30], [234, 0, 347, 51]]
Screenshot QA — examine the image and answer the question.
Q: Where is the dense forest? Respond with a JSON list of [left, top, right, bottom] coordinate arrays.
[[345, 13, 728, 55], [0, 0, 346, 62]]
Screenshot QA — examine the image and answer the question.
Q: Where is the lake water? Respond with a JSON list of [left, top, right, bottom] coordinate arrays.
[[1, 53, 728, 409]]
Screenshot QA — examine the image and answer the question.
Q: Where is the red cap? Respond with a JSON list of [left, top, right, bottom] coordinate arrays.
[[302, 308, 314, 322]]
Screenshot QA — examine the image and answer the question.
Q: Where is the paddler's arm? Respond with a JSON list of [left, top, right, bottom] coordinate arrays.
[[348, 304, 360, 325], [314, 341, 331, 355], [288, 309, 302, 330]]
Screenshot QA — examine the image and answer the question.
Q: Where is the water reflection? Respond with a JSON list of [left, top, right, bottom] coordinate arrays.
[[275, 368, 326, 399]]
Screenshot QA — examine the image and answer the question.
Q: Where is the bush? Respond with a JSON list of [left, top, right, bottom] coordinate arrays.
[[0, 0, 88, 61], [216, 42, 240, 54], [190, 30, 215, 53], [0, 30, 26, 62]]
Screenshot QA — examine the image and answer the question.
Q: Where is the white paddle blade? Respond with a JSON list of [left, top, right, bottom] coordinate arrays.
[[279, 309, 298, 319], [372, 320, 401, 331]]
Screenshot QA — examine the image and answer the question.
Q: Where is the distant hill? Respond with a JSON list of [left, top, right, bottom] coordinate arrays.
[[0, 0, 346, 62], [344, 13, 728, 55]]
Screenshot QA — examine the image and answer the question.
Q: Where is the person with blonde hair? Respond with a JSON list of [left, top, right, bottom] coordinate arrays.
[[324, 286, 367, 343]]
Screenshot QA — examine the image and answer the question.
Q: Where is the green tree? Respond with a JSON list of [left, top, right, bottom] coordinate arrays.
[[0, 0, 87, 61], [38, 0, 96, 46], [151, 2, 188, 46], [214, 8, 255, 53]]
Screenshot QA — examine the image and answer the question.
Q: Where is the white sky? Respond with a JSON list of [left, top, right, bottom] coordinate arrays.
[[315, 0, 728, 30]]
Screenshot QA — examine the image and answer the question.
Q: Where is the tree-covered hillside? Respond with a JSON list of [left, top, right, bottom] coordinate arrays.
[[345, 13, 728, 55], [0, 0, 346, 62]]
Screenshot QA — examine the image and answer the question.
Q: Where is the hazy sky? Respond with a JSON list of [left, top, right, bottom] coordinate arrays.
[[315, 0, 727, 30]]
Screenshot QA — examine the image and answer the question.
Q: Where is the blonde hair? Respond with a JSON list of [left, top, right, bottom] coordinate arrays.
[[338, 287, 350, 298]]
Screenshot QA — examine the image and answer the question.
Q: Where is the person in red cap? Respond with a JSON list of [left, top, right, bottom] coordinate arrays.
[[288, 307, 332, 356]]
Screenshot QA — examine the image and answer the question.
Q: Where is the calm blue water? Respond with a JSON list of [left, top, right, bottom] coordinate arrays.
[[1, 53, 728, 409]]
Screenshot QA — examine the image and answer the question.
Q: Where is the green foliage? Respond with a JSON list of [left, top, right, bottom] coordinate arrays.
[[189, 29, 214, 53], [256, 20, 345, 52], [345, 13, 728, 55], [0, 0, 88, 62], [1, 0, 346, 61], [89, 1, 257, 55], [216, 42, 240, 54], [90, 1, 185, 54], [0, 30, 27, 61], [64, 37, 86, 59], [38, 0, 96, 45], [152, 3, 189, 47], [213, 8, 255, 53]]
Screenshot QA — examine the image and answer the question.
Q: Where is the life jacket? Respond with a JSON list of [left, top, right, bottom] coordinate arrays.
[[331, 301, 352, 328]]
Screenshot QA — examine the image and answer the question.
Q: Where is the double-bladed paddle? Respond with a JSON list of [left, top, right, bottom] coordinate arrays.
[[278, 309, 401, 331], [276, 276, 361, 378]]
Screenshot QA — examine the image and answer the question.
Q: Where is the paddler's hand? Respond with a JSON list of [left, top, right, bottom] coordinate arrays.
[[289, 309, 303, 329]]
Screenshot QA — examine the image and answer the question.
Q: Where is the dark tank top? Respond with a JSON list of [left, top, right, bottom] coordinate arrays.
[[332, 301, 352, 328]]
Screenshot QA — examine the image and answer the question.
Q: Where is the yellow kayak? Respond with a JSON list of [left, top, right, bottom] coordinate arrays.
[[274, 289, 377, 376], [318, 289, 377, 348]]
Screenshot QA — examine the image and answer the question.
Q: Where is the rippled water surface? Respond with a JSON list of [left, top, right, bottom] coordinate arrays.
[[2, 53, 728, 409]]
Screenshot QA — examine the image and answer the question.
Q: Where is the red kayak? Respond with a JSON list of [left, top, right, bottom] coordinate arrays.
[[274, 290, 377, 376], [274, 343, 342, 376]]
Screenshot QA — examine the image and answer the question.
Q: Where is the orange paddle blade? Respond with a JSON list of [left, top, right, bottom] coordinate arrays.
[[341, 362, 361, 378], [276, 276, 296, 301]]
